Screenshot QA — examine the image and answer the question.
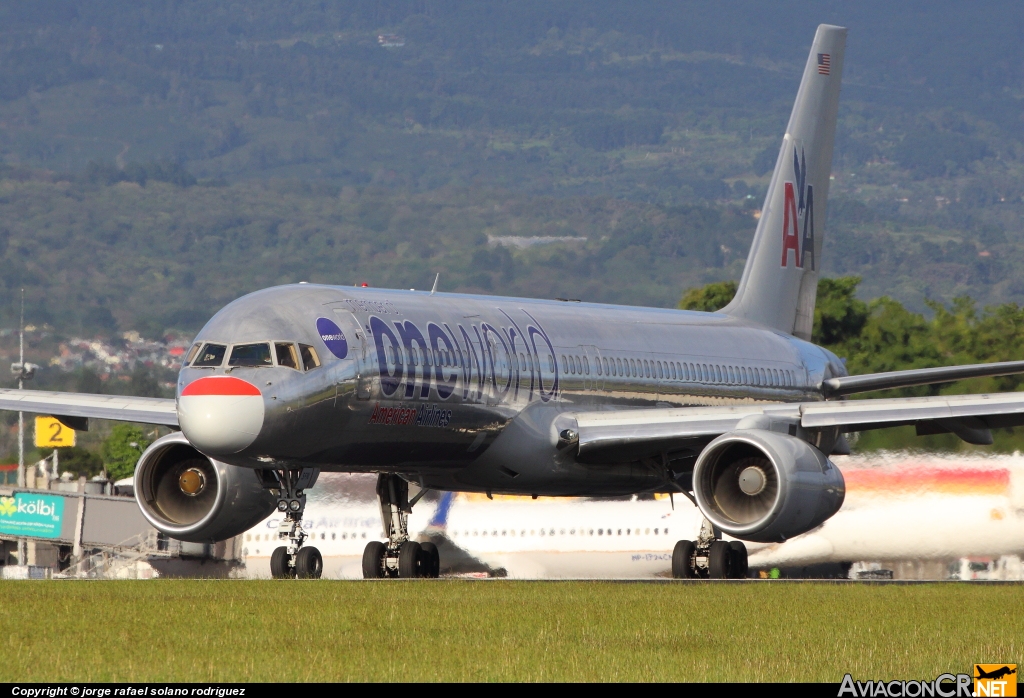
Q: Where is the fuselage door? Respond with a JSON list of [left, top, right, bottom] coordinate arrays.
[[333, 310, 372, 400]]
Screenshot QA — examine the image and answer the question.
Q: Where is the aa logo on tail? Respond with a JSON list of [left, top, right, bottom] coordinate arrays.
[[780, 147, 815, 271]]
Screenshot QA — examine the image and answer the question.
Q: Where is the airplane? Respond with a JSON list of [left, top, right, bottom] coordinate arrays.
[[747, 453, 1024, 574], [5, 24, 1024, 582], [975, 666, 1016, 681], [237, 454, 1024, 579]]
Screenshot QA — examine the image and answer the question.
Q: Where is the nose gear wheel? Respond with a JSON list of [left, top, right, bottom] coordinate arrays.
[[258, 467, 322, 579]]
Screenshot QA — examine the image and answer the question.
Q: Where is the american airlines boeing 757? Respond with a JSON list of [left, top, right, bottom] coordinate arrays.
[[4, 25, 1024, 580]]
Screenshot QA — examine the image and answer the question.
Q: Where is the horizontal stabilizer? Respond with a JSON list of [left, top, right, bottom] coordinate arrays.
[[822, 360, 1024, 397]]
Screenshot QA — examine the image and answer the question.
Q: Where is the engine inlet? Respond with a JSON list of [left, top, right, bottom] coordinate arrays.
[[693, 429, 846, 542]]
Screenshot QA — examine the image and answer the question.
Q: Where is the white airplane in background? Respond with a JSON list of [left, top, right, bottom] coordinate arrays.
[[751, 452, 1024, 572], [240, 454, 1024, 579]]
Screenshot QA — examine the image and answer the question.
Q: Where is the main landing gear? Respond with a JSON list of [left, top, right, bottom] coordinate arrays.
[[362, 474, 440, 579], [672, 519, 748, 580], [260, 468, 323, 579]]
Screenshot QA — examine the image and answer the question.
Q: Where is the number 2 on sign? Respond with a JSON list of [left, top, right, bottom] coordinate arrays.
[[34, 416, 76, 448]]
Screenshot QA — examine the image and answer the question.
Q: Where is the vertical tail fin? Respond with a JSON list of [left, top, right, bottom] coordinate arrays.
[[426, 490, 455, 530], [723, 25, 846, 340]]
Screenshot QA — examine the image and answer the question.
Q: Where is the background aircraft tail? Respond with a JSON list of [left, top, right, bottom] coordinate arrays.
[[426, 490, 455, 530], [723, 24, 846, 340]]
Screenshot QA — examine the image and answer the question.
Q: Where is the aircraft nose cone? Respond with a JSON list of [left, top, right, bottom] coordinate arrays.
[[177, 376, 265, 455]]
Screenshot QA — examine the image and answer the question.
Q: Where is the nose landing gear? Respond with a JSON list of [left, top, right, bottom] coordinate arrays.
[[671, 518, 748, 579], [362, 473, 439, 579], [260, 468, 322, 579]]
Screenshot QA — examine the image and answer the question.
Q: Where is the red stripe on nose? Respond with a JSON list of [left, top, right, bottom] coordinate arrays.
[[181, 376, 261, 397]]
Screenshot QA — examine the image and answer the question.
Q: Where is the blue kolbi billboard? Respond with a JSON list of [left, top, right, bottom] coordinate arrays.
[[0, 493, 64, 538]]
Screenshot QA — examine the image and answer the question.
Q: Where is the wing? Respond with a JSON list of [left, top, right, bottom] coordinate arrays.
[[568, 391, 1024, 463], [0, 389, 178, 427]]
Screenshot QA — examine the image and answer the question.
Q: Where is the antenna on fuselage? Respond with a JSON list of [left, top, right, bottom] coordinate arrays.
[[430, 273, 440, 295]]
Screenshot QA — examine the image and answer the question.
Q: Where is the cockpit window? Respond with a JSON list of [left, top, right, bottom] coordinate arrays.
[[229, 343, 273, 367], [275, 342, 299, 370], [192, 343, 226, 367], [184, 342, 202, 365], [299, 344, 321, 371]]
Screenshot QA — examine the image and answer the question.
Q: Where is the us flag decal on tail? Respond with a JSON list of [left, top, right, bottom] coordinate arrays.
[[818, 53, 831, 75]]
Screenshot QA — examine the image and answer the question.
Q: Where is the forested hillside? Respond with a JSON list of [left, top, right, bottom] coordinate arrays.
[[2, 1, 1024, 337]]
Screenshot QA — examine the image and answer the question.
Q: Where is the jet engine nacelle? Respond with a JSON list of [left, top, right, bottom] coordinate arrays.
[[692, 429, 845, 543], [134, 431, 277, 543]]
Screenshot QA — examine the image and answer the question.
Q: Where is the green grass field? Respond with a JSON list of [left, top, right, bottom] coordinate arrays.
[[1, 581, 1020, 682]]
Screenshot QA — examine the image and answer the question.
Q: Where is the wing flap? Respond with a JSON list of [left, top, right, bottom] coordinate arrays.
[[0, 389, 178, 426], [800, 392, 1024, 430]]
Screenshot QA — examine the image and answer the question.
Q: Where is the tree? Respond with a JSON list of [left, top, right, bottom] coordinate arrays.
[[840, 297, 940, 382], [812, 276, 869, 347], [101, 424, 151, 482], [43, 446, 103, 480], [680, 275, 870, 346], [678, 280, 737, 312]]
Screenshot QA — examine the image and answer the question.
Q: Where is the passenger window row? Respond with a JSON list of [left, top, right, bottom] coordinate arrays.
[[186, 341, 321, 371], [247, 531, 363, 542], [556, 352, 797, 388], [452, 526, 668, 537]]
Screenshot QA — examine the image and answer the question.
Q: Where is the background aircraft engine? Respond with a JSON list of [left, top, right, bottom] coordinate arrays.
[[134, 431, 277, 543], [692, 429, 845, 543]]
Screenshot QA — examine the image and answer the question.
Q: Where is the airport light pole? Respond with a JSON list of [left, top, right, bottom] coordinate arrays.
[[10, 290, 38, 567], [16, 290, 25, 566]]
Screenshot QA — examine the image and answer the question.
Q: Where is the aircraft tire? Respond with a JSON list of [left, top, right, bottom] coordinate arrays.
[[362, 541, 387, 579], [398, 541, 422, 578], [671, 540, 697, 579], [295, 546, 323, 579], [270, 546, 292, 579], [708, 540, 733, 579], [728, 541, 748, 579], [419, 542, 440, 578]]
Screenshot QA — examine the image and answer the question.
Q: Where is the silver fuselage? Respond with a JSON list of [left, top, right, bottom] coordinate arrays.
[[178, 284, 843, 496]]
